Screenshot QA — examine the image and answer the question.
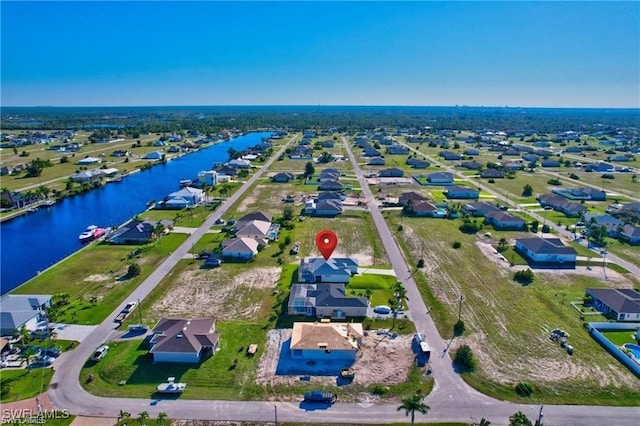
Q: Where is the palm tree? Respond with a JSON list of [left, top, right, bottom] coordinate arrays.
[[156, 412, 168, 425], [397, 394, 430, 425], [509, 411, 533, 426], [137, 411, 149, 426], [18, 347, 38, 371], [89, 295, 98, 306], [117, 410, 131, 423]]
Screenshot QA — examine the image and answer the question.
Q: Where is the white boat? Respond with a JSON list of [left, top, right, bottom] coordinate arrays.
[[42, 200, 56, 206], [157, 377, 186, 394], [79, 225, 98, 242]]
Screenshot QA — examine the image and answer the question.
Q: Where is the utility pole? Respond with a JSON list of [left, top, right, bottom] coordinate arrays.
[[274, 404, 278, 426], [458, 293, 464, 322], [536, 405, 544, 426]]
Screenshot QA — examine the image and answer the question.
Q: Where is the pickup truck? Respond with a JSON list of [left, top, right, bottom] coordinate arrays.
[[303, 390, 337, 404]]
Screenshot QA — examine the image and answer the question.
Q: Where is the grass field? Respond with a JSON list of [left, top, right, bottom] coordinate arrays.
[[11, 233, 188, 324], [384, 213, 640, 406], [0, 368, 54, 403], [600, 330, 638, 346]]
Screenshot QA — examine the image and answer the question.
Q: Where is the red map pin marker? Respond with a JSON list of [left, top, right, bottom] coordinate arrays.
[[315, 229, 338, 260]]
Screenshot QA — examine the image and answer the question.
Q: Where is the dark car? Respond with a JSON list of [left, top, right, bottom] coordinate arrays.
[[40, 347, 62, 358], [214, 218, 225, 225], [30, 355, 55, 368]]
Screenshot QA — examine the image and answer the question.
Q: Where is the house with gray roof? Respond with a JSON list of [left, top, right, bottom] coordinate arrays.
[[426, 172, 454, 185], [620, 224, 640, 245], [514, 237, 577, 269], [445, 185, 479, 199], [585, 288, 640, 322], [537, 194, 587, 217], [484, 211, 527, 230], [108, 219, 173, 244], [221, 237, 259, 260], [462, 201, 501, 217], [0, 294, 51, 336], [288, 283, 368, 318], [298, 257, 359, 283], [149, 317, 219, 363]]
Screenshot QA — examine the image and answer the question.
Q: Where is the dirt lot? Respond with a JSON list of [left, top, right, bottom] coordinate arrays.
[[255, 329, 415, 387], [150, 267, 281, 321]]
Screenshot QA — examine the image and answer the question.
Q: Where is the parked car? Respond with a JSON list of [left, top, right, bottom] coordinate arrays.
[[30, 355, 55, 368], [123, 301, 137, 313], [303, 390, 337, 403], [91, 345, 109, 361], [128, 324, 149, 333], [214, 218, 225, 225], [373, 305, 391, 315], [40, 347, 62, 358]]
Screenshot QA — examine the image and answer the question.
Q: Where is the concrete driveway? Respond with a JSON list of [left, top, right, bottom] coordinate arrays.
[[50, 323, 98, 342]]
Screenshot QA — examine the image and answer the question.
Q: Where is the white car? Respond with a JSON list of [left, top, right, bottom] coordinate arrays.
[[91, 345, 109, 361]]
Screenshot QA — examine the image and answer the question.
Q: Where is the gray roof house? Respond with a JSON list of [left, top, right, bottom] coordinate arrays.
[[149, 317, 219, 363], [462, 201, 501, 217], [620, 224, 640, 245], [514, 237, 577, 269], [426, 172, 454, 185], [221, 237, 260, 259], [0, 294, 52, 336], [108, 219, 173, 244], [484, 211, 527, 230], [313, 199, 343, 217], [288, 283, 368, 318], [318, 179, 344, 191], [367, 157, 386, 166], [445, 185, 479, 199], [585, 288, 640, 322], [271, 172, 295, 182], [379, 167, 404, 177], [298, 257, 359, 283]]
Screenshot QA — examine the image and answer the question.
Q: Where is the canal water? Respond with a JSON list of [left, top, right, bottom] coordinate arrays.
[[1, 132, 273, 294]]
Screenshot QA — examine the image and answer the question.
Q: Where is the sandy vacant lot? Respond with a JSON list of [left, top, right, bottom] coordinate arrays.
[[256, 329, 415, 388], [150, 267, 281, 321]]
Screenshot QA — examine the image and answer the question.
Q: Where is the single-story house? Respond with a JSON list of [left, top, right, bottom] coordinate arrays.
[[271, 172, 295, 183], [583, 213, 624, 237], [318, 180, 344, 191], [406, 158, 429, 169], [149, 317, 219, 363], [514, 237, 577, 269], [522, 154, 540, 162], [227, 159, 251, 169], [461, 161, 482, 170], [77, 157, 102, 165], [298, 257, 359, 283], [221, 237, 260, 259], [585, 288, 640, 322], [439, 151, 461, 161], [541, 160, 562, 168], [445, 185, 479, 199], [584, 162, 614, 173], [0, 294, 52, 336], [408, 201, 440, 217], [317, 191, 344, 201], [462, 201, 501, 217], [464, 148, 480, 156], [144, 151, 165, 160], [71, 170, 101, 183], [108, 219, 173, 244], [538, 194, 587, 217], [162, 187, 205, 208], [484, 211, 527, 230], [620, 224, 640, 245], [290, 322, 363, 361], [288, 283, 368, 318], [426, 172, 454, 185], [313, 199, 343, 217], [480, 169, 505, 179], [367, 157, 386, 166], [322, 140, 335, 148], [399, 191, 426, 206], [235, 220, 272, 240], [379, 168, 404, 178]]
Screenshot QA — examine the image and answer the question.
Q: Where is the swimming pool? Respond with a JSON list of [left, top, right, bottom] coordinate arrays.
[[622, 343, 640, 365]]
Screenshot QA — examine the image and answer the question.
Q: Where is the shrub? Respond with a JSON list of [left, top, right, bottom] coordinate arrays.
[[514, 381, 534, 397], [453, 344, 476, 371], [452, 241, 462, 249], [453, 319, 465, 336], [488, 179, 495, 183], [547, 178, 561, 185], [569, 173, 580, 180], [513, 268, 534, 284], [371, 384, 389, 396], [127, 262, 141, 277], [417, 259, 425, 268], [459, 221, 481, 234], [541, 224, 550, 233]]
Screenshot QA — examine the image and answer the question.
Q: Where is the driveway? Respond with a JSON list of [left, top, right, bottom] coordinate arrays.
[[50, 323, 98, 342]]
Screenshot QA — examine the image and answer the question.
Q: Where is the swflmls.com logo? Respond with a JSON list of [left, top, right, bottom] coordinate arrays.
[[1, 410, 71, 424]]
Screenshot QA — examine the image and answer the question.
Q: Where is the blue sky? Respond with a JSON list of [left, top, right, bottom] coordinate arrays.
[[1, 1, 638, 107]]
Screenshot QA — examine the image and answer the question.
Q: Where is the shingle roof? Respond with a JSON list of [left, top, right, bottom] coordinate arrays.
[[587, 288, 640, 314], [150, 317, 219, 355], [516, 237, 577, 255]]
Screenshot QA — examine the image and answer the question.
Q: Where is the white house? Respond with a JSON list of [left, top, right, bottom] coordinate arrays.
[[149, 317, 219, 363], [167, 187, 204, 206], [514, 237, 577, 268], [585, 288, 640, 322], [298, 257, 359, 283], [145, 151, 165, 160], [0, 294, 52, 336], [77, 157, 102, 165]]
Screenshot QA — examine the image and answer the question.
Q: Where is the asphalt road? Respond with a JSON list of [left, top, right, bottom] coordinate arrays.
[[45, 134, 640, 425]]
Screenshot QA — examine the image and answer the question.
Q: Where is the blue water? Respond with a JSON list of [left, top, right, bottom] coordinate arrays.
[[0, 132, 273, 294], [624, 344, 640, 364]]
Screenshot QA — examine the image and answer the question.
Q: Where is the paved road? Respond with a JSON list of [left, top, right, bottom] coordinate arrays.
[[45, 134, 640, 425], [396, 140, 640, 278]]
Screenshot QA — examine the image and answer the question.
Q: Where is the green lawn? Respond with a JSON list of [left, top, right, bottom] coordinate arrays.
[[12, 233, 188, 324], [601, 330, 639, 346], [384, 213, 640, 406], [0, 368, 54, 403]]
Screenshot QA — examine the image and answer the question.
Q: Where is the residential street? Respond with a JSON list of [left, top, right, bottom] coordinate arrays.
[[43, 134, 640, 425]]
